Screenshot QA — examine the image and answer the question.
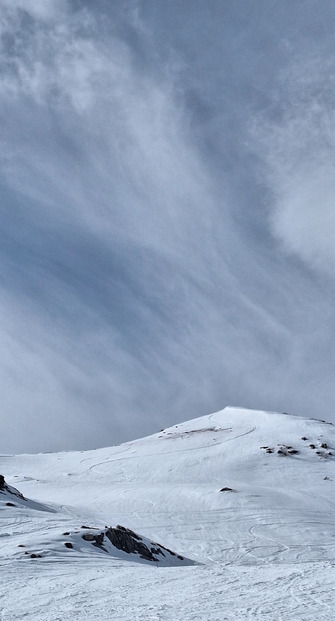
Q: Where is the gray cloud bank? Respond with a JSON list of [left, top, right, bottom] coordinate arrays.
[[1, 1, 335, 453]]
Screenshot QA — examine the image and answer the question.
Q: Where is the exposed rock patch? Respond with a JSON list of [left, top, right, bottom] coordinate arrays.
[[260, 446, 300, 456], [260, 438, 333, 459], [0, 475, 26, 500], [81, 525, 191, 564]]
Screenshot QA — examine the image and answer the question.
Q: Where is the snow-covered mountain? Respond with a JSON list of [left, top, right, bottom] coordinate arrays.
[[1, 407, 335, 620]]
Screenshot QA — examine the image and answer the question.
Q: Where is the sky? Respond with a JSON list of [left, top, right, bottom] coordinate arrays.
[[1, 0, 335, 453]]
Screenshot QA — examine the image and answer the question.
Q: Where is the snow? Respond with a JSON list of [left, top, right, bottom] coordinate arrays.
[[1, 407, 335, 619]]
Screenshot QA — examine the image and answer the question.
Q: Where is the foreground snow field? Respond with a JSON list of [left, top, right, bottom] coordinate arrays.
[[1, 407, 335, 619]]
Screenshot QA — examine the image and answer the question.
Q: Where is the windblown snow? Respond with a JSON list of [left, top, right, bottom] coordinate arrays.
[[1, 407, 335, 620]]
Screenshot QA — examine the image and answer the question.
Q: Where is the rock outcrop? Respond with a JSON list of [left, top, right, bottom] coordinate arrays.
[[82, 524, 186, 563], [0, 475, 25, 500]]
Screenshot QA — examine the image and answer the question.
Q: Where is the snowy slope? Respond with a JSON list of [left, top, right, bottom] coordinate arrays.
[[1, 407, 335, 620]]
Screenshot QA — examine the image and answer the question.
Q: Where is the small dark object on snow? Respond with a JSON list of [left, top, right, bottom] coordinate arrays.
[[220, 487, 233, 492], [309, 444, 316, 449], [321, 443, 328, 449], [18, 544, 25, 548], [0, 475, 5, 490], [265, 448, 274, 453], [324, 476, 330, 480], [6, 502, 15, 507], [63, 532, 70, 535], [288, 449, 299, 455], [64, 542, 73, 549], [301, 437, 308, 441], [30, 553, 42, 558]]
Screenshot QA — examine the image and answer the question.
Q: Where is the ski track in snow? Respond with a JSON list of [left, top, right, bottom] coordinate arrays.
[[1, 562, 335, 620], [1, 407, 335, 619]]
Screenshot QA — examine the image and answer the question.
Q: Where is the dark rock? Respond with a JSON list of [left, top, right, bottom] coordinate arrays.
[[116, 525, 142, 540], [105, 527, 157, 560], [301, 437, 308, 441], [151, 546, 161, 555], [93, 533, 105, 548], [321, 443, 328, 449], [82, 533, 96, 542], [288, 449, 299, 455], [265, 448, 274, 454], [309, 444, 316, 449], [0, 475, 25, 500], [81, 524, 100, 531], [64, 542, 73, 549], [82, 532, 105, 548], [6, 502, 16, 507], [81, 525, 186, 563], [220, 487, 233, 492]]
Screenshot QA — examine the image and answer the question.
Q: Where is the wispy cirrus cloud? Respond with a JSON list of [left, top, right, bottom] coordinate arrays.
[[0, 1, 232, 451], [0, 1, 215, 258], [1, 1, 335, 453]]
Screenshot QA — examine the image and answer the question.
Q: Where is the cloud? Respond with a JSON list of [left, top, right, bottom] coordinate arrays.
[[1, 1, 335, 453], [1, 0, 67, 21], [0, 1, 215, 258], [0, 1, 235, 451], [252, 55, 335, 277]]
